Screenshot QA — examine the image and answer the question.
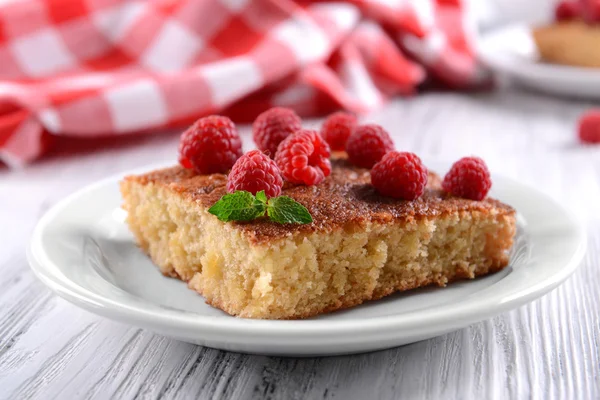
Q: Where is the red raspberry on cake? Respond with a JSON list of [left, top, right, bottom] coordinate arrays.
[[371, 152, 428, 200], [346, 124, 394, 169], [555, 1, 581, 21], [227, 150, 283, 198], [321, 111, 358, 151], [253, 107, 302, 157], [578, 110, 600, 144], [581, 0, 600, 23], [442, 157, 492, 201], [275, 129, 331, 186], [179, 115, 243, 174]]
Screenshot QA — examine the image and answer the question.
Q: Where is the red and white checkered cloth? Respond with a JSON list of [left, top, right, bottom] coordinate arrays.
[[0, 0, 485, 166]]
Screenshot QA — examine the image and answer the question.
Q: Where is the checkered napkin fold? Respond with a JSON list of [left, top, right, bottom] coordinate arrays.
[[0, 0, 485, 166]]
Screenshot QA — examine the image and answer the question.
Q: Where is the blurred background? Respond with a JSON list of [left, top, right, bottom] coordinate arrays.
[[472, 0, 555, 28], [0, 0, 596, 168]]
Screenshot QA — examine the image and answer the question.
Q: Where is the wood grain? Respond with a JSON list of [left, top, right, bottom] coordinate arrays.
[[1, 90, 599, 400]]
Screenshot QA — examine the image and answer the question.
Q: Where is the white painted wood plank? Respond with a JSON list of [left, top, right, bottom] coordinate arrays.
[[0, 90, 599, 400]]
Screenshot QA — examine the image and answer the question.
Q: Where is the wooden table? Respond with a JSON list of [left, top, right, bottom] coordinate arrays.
[[1, 89, 599, 400]]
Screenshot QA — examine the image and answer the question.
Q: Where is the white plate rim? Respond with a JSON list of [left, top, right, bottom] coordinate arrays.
[[476, 22, 600, 83], [28, 163, 587, 341]]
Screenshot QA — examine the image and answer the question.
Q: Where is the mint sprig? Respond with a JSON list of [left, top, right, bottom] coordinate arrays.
[[207, 191, 266, 222], [266, 196, 313, 224], [208, 191, 313, 224]]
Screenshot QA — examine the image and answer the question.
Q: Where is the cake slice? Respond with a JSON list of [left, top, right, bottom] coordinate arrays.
[[120, 158, 516, 319], [532, 21, 600, 68]]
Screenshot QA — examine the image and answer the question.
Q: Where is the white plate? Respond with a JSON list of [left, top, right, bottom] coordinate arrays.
[[477, 23, 600, 99], [28, 162, 586, 356]]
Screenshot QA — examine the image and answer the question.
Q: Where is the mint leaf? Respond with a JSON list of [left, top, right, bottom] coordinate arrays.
[[267, 196, 313, 224], [255, 190, 267, 204], [208, 191, 312, 224], [208, 191, 266, 222]]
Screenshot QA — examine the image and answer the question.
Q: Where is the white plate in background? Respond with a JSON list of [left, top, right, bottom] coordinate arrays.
[[477, 23, 600, 99], [28, 162, 586, 356]]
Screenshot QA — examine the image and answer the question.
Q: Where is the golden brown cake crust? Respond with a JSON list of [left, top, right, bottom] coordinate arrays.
[[124, 158, 514, 244]]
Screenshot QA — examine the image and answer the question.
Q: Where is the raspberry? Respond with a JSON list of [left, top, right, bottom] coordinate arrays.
[[252, 107, 302, 156], [321, 111, 358, 151], [578, 110, 600, 144], [555, 1, 581, 21], [179, 115, 242, 174], [442, 157, 492, 201], [274, 129, 331, 185], [371, 152, 428, 200], [581, 0, 600, 23], [346, 124, 394, 169], [226, 150, 283, 198]]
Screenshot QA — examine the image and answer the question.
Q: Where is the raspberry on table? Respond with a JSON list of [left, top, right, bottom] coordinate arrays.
[[178, 115, 243, 174], [274, 129, 331, 186], [578, 110, 600, 144], [226, 150, 283, 198], [321, 111, 358, 151], [371, 151, 428, 200], [346, 124, 394, 169], [253, 107, 302, 157], [442, 156, 492, 201], [555, 1, 581, 21]]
